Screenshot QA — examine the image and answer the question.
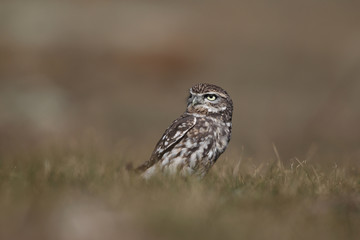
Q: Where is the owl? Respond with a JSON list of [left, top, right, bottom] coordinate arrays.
[[136, 83, 233, 178]]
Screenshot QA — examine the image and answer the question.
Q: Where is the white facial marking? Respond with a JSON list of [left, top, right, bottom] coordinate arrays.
[[201, 105, 219, 113]]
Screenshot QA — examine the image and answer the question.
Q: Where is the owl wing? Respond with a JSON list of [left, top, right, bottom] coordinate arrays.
[[135, 114, 196, 172]]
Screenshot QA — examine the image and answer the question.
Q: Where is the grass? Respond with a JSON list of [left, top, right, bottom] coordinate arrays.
[[0, 142, 359, 240]]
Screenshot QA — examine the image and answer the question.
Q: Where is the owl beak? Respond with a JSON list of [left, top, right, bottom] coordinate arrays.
[[192, 96, 202, 106]]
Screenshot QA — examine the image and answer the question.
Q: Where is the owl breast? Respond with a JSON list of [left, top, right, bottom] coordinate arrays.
[[142, 115, 231, 178]]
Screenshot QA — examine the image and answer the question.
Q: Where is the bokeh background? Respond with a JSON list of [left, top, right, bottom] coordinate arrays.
[[1, 0, 360, 164], [1, 1, 360, 240]]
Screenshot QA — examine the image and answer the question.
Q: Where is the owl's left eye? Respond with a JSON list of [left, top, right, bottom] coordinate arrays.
[[205, 94, 217, 101]]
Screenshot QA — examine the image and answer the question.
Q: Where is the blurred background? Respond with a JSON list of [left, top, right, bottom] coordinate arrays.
[[1, 0, 360, 163], [1, 1, 360, 240]]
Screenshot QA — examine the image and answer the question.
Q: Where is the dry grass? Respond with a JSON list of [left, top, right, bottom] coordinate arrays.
[[0, 142, 359, 240]]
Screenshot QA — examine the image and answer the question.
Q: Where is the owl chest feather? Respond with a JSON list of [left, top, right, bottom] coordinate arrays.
[[158, 116, 231, 175], [190, 117, 230, 156]]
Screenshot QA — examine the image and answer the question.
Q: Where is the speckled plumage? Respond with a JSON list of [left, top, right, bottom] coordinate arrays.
[[136, 83, 233, 178]]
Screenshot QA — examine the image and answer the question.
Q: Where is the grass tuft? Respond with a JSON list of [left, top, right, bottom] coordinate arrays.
[[0, 145, 359, 240]]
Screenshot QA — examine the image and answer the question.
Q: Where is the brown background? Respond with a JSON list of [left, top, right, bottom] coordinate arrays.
[[1, 0, 360, 164]]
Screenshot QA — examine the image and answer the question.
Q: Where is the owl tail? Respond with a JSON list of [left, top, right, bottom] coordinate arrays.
[[125, 162, 146, 174], [125, 162, 134, 171]]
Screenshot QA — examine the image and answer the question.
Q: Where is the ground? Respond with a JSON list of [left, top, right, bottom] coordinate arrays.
[[0, 142, 359, 240]]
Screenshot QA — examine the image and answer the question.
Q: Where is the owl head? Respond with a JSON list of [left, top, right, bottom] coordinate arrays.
[[186, 83, 233, 121]]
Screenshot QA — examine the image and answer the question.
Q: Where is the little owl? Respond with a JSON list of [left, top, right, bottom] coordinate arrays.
[[136, 83, 233, 178]]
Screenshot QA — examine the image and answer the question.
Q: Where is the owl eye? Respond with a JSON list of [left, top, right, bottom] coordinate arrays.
[[205, 94, 217, 101]]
